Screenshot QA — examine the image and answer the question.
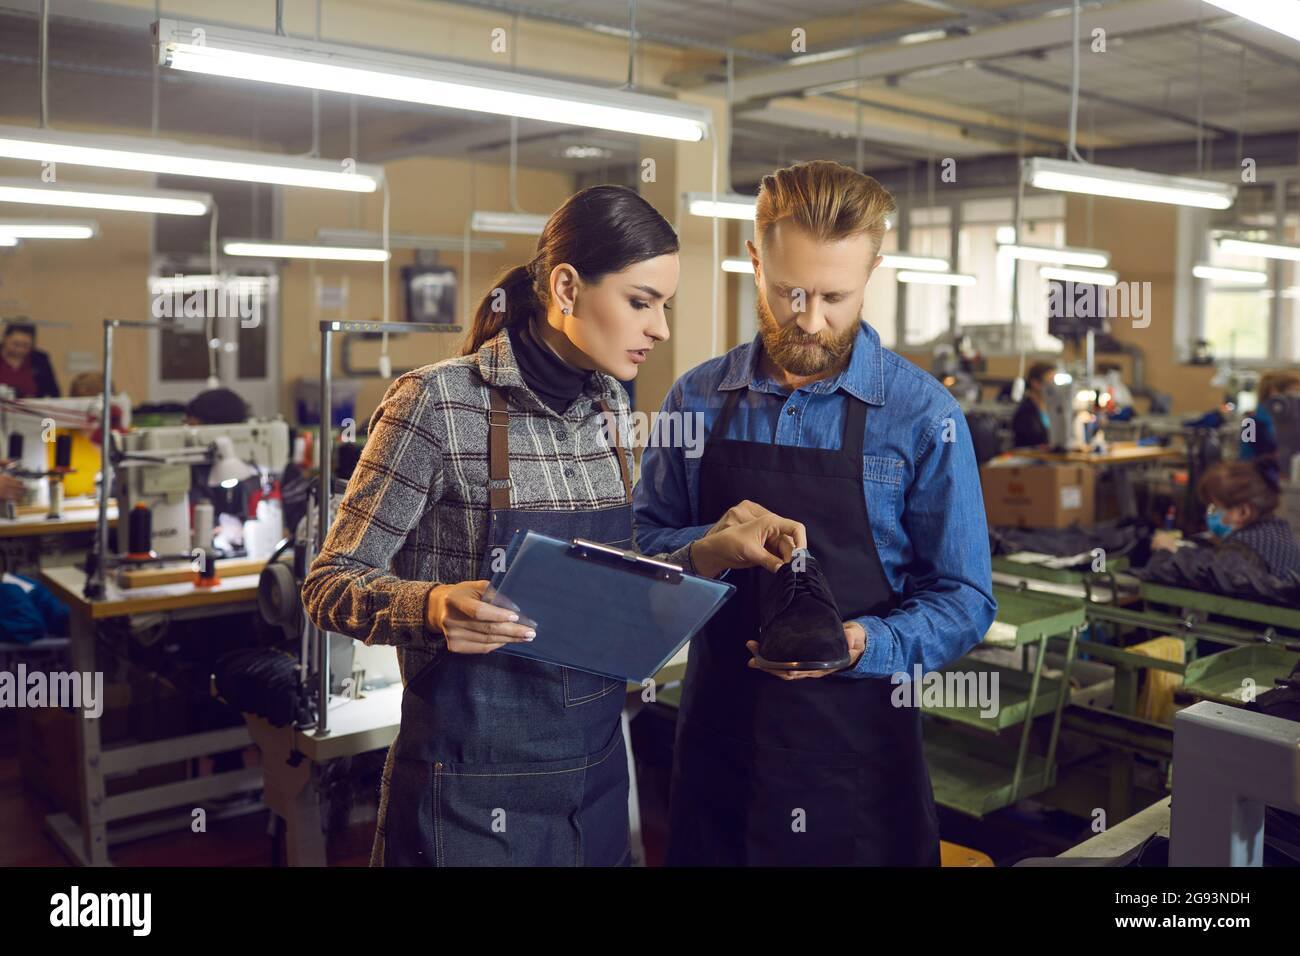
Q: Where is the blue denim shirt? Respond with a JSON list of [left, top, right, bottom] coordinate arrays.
[[634, 321, 996, 679]]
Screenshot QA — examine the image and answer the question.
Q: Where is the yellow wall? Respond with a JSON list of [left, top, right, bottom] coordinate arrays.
[[0, 159, 155, 400], [278, 156, 576, 419]]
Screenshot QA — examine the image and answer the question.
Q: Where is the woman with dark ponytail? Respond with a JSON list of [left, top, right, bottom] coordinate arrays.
[[304, 184, 805, 867]]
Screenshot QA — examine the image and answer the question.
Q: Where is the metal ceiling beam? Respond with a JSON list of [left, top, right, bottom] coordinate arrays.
[[819, 90, 1065, 149], [1201, 26, 1300, 78], [696, 0, 1227, 103], [739, 101, 1002, 157], [976, 62, 1238, 138], [437, 0, 784, 61], [665, 0, 1072, 88]]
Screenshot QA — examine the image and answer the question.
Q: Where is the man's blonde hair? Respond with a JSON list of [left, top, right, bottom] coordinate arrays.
[[754, 160, 896, 257]]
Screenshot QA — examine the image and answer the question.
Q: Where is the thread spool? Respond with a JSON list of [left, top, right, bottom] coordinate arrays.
[[195, 548, 220, 588], [192, 501, 214, 550], [53, 433, 72, 470], [127, 503, 155, 559], [46, 477, 64, 519]]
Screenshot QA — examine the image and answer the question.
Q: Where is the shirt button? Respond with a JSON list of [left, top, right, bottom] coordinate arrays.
[[555, 429, 568, 441], [787, 407, 797, 416], [564, 467, 575, 478]]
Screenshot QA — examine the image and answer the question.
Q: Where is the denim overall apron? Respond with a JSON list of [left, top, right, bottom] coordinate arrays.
[[378, 386, 633, 866], [666, 387, 941, 866]]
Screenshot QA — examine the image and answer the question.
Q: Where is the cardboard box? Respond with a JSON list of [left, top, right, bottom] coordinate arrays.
[[980, 462, 1095, 529]]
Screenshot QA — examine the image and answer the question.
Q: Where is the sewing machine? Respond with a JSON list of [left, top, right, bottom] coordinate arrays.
[[1, 391, 133, 513], [113, 420, 289, 558]]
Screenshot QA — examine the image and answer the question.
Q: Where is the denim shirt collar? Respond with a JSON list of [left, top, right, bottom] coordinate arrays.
[[717, 321, 885, 406]]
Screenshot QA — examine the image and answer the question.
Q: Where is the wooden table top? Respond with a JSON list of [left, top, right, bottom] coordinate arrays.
[[40, 560, 263, 620]]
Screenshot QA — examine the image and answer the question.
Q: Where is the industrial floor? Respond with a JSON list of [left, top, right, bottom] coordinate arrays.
[[1, 704, 1072, 868]]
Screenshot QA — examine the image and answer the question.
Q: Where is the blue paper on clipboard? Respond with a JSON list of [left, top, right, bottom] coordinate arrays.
[[484, 530, 734, 683]]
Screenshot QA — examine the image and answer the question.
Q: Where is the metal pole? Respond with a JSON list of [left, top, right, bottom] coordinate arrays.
[[86, 320, 114, 599], [310, 320, 454, 731], [316, 324, 333, 735]]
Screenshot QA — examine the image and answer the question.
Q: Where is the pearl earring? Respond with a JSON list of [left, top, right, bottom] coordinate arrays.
[[562, 307, 571, 314]]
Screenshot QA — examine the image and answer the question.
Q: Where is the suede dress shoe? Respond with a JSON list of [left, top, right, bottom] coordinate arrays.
[[754, 552, 850, 670]]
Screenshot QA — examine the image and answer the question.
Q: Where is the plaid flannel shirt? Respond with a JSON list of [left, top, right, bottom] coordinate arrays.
[[302, 328, 690, 682]]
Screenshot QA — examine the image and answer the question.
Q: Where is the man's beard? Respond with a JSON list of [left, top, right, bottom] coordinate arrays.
[[755, 291, 857, 377]]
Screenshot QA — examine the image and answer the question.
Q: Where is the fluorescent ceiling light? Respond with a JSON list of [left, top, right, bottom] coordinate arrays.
[[998, 243, 1110, 268], [316, 227, 504, 253], [223, 240, 390, 262], [686, 193, 755, 220], [879, 253, 950, 272], [1040, 266, 1119, 287], [0, 178, 211, 215], [897, 270, 976, 286], [725, 255, 934, 274], [1024, 157, 1237, 210], [1192, 264, 1268, 285], [1218, 238, 1300, 262], [156, 18, 709, 142], [0, 219, 98, 239], [1202, 1, 1300, 43], [0, 124, 380, 193], [149, 273, 271, 294], [0, 235, 16, 247], [470, 211, 548, 235], [899, 29, 948, 45]]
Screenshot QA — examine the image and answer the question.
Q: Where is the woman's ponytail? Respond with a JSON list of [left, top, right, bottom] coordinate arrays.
[[461, 261, 540, 356], [460, 184, 678, 357]]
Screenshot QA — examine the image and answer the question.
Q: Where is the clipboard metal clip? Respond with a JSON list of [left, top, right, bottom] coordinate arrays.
[[569, 538, 684, 584]]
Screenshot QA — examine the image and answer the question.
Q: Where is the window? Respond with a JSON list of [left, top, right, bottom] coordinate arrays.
[[1204, 233, 1271, 361], [863, 226, 898, 348], [1195, 183, 1300, 364], [956, 196, 1065, 353], [902, 206, 951, 348]]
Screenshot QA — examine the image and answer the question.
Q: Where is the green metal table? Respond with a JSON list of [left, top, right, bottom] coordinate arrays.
[[923, 585, 1084, 818]]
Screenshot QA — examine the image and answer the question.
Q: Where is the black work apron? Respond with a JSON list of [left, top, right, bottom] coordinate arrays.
[[666, 386, 940, 866], [377, 387, 632, 867]]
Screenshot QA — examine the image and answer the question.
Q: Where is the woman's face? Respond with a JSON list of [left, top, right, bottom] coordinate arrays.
[[546, 254, 677, 380]]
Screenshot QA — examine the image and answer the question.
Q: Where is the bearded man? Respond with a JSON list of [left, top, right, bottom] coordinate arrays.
[[633, 160, 996, 866]]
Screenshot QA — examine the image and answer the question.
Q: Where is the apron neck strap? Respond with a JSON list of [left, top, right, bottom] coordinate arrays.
[[841, 392, 868, 457], [710, 388, 745, 442], [487, 388, 633, 509], [487, 387, 512, 510]]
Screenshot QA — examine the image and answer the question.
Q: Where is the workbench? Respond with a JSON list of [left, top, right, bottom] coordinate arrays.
[[0, 499, 118, 576], [38, 561, 266, 866], [924, 585, 1084, 817], [1014, 442, 1183, 519], [244, 643, 691, 866]]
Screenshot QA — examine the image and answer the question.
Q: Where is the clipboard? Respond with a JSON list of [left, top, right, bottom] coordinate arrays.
[[484, 529, 734, 683]]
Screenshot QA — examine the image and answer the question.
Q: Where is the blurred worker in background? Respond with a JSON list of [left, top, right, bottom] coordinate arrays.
[[0, 320, 61, 398], [1012, 361, 1055, 448], [1241, 369, 1300, 461], [184, 387, 249, 426]]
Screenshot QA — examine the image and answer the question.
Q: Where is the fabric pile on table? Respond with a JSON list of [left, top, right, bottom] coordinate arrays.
[[1133, 543, 1300, 608]]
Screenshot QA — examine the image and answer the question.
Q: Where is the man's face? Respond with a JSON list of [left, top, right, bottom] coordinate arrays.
[[747, 221, 880, 377], [1, 331, 33, 365]]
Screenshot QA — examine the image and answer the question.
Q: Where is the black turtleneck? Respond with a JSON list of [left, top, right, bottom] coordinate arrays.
[[507, 317, 593, 415]]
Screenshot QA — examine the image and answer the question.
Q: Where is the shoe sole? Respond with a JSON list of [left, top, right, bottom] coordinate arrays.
[[752, 653, 851, 671]]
